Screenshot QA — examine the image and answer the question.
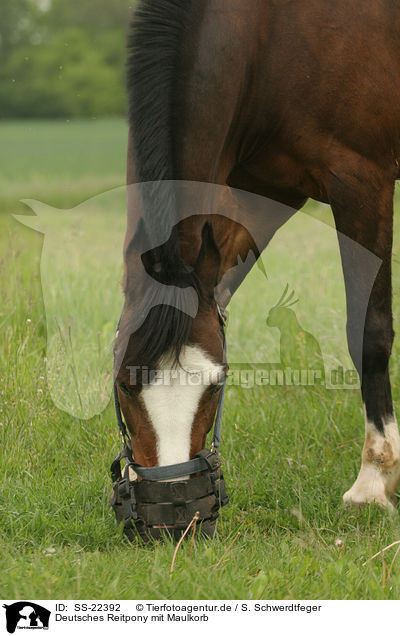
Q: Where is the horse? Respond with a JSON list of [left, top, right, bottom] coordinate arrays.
[[114, 0, 400, 524]]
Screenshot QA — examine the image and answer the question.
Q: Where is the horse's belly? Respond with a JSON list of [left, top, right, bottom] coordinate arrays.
[[232, 146, 329, 204]]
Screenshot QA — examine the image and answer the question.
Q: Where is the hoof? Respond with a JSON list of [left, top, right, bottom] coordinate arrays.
[[343, 487, 396, 512]]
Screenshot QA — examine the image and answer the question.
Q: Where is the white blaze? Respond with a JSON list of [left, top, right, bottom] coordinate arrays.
[[141, 345, 224, 467]]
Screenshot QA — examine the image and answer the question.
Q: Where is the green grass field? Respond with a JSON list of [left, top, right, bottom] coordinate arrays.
[[2, 119, 400, 600]]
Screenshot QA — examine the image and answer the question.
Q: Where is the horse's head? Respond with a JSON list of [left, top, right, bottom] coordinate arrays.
[[114, 221, 228, 470]]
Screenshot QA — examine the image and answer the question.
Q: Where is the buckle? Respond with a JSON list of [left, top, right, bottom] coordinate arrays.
[[126, 499, 138, 522], [195, 448, 221, 471]]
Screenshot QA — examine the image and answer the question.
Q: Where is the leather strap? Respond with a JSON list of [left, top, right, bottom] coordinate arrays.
[[134, 473, 213, 503], [128, 456, 210, 481], [137, 494, 218, 527], [212, 327, 226, 450]]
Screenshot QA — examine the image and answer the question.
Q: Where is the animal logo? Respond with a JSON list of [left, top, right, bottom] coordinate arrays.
[[3, 602, 50, 634], [266, 284, 325, 383]]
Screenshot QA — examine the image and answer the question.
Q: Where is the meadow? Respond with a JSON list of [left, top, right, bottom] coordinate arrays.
[[1, 118, 400, 599]]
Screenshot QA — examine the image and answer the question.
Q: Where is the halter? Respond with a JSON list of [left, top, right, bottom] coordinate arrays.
[[110, 304, 229, 542]]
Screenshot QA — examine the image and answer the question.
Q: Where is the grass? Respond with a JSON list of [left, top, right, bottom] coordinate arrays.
[[0, 118, 127, 212], [2, 118, 400, 599]]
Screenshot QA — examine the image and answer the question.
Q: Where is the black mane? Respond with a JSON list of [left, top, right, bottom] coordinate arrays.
[[127, 0, 192, 186], [126, 0, 195, 366]]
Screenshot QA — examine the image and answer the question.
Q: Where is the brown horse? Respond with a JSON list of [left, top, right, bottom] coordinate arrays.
[[115, 0, 400, 513]]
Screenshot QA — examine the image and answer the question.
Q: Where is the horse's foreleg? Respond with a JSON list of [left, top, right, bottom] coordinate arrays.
[[329, 166, 400, 509]]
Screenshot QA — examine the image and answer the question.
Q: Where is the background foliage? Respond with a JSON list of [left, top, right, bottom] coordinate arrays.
[[0, 0, 135, 118]]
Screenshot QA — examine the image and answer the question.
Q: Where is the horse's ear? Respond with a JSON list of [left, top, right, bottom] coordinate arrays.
[[194, 222, 221, 293]]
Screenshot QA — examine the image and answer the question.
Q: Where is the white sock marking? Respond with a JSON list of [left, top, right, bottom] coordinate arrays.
[[343, 409, 400, 510]]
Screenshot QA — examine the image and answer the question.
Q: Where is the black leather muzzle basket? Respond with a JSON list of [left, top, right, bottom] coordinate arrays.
[[110, 448, 229, 542]]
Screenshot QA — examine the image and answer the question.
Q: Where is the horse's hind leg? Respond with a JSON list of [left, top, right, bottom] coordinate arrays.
[[329, 163, 400, 509]]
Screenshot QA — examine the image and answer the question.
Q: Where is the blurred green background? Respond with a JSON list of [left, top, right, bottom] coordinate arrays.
[[0, 0, 136, 119]]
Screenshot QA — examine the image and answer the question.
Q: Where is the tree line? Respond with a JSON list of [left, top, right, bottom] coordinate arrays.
[[0, 0, 136, 118]]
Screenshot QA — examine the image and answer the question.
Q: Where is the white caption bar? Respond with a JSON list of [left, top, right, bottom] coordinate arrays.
[[1, 599, 397, 635]]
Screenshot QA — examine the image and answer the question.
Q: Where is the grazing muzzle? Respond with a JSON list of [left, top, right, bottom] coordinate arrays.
[[110, 447, 229, 542], [110, 306, 229, 542]]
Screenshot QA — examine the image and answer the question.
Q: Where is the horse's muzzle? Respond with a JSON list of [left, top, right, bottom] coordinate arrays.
[[110, 449, 229, 542]]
